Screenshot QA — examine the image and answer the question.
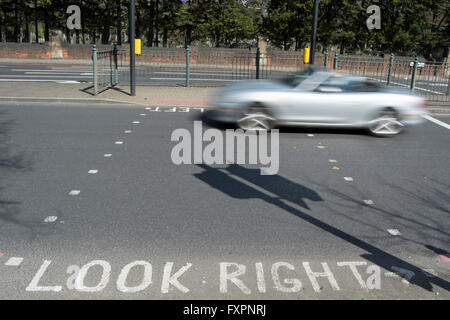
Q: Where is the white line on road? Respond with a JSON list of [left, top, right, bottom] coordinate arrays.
[[44, 216, 58, 223], [68, 190, 80, 196], [124, 130, 132, 133], [149, 77, 237, 81], [5, 257, 24, 266], [387, 229, 401, 236], [344, 177, 354, 181], [104, 154, 112, 157], [329, 159, 338, 163], [88, 170, 98, 174], [132, 121, 140, 124], [115, 141, 124, 145], [0, 79, 81, 83], [423, 115, 450, 130]]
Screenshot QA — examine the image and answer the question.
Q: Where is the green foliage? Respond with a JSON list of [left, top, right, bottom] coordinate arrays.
[[0, 0, 447, 58]]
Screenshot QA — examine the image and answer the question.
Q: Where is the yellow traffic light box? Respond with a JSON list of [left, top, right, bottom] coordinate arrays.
[[135, 39, 141, 55]]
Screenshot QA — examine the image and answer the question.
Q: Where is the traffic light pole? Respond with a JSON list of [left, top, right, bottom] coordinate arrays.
[[310, 0, 320, 65], [130, 0, 136, 96]]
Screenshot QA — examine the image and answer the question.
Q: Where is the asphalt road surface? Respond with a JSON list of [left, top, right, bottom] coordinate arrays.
[[0, 102, 449, 299]]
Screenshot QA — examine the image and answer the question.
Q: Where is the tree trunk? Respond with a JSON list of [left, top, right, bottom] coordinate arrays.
[[116, 0, 122, 45], [25, 11, 30, 42], [34, 0, 38, 42], [44, 11, 50, 42], [147, 0, 154, 47], [155, 0, 159, 47], [14, 0, 20, 42]]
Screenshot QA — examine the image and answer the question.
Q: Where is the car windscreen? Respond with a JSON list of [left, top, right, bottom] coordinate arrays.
[[277, 69, 316, 87]]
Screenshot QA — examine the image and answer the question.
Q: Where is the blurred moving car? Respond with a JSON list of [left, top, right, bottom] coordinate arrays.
[[208, 66, 429, 136]]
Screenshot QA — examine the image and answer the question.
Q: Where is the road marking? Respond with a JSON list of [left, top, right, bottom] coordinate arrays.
[[132, 121, 140, 124], [115, 141, 124, 145], [387, 229, 401, 236], [423, 115, 450, 130], [68, 190, 80, 196], [439, 254, 450, 262], [317, 146, 325, 149], [329, 159, 337, 163], [88, 170, 98, 174], [307, 134, 314, 137], [140, 114, 146, 116], [344, 177, 353, 181], [5, 257, 24, 266], [0, 79, 82, 83], [44, 216, 58, 223], [146, 107, 161, 112], [104, 154, 112, 157], [363, 200, 374, 205], [384, 266, 414, 285], [124, 130, 132, 133]]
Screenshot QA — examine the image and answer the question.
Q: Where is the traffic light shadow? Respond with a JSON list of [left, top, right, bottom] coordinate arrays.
[[194, 164, 449, 293]]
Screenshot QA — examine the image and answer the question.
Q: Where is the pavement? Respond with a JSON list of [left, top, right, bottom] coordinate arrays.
[[0, 81, 216, 107], [0, 101, 449, 299]]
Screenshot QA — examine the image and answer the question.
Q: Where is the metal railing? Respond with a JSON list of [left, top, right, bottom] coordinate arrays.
[[92, 45, 450, 102], [334, 54, 449, 102], [92, 44, 124, 95]]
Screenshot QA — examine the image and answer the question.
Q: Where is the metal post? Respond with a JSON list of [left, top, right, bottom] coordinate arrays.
[[387, 53, 394, 86], [129, 0, 136, 96], [186, 45, 190, 87], [113, 44, 119, 85], [333, 53, 338, 70], [310, 0, 320, 65], [411, 57, 418, 91], [93, 45, 98, 95], [256, 48, 260, 79], [324, 49, 328, 68]]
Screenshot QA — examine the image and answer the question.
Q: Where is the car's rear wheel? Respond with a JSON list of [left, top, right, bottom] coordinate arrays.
[[237, 103, 275, 131], [367, 108, 404, 136]]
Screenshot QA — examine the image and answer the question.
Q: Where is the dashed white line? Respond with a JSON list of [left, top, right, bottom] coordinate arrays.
[[329, 159, 338, 163], [307, 134, 314, 137], [88, 170, 98, 174], [104, 154, 112, 157], [115, 141, 124, 145], [124, 130, 132, 133], [132, 121, 140, 124], [44, 216, 58, 223], [68, 190, 80, 196], [317, 146, 325, 149], [5, 257, 24, 266], [387, 229, 401, 236], [344, 177, 354, 181]]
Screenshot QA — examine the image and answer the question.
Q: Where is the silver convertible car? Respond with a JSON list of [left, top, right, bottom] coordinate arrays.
[[208, 67, 429, 136]]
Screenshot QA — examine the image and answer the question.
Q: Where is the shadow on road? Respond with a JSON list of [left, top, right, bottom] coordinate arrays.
[[0, 109, 46, 240], [194, 164, 450, 293]]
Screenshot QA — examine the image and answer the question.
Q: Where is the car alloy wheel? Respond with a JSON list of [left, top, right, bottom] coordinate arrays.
[[237, 104, 275, 131], [368, 108, 404, 136]]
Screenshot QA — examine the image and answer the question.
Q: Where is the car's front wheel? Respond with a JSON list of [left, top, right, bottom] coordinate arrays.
[[237, 103, 275, 131], [367, 108, 404, 136]]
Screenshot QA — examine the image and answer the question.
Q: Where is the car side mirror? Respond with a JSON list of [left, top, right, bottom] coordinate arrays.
[[316, 86, 343, 93]]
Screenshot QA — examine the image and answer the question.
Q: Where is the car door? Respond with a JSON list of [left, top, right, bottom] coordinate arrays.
[[279, 75, 359, 124]]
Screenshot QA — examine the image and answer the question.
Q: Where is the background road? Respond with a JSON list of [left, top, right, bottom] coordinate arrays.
[[0, 102, 449, 299]]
